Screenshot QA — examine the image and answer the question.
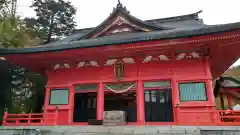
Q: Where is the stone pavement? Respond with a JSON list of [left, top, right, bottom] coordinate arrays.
[[0, 126, 240, 135]]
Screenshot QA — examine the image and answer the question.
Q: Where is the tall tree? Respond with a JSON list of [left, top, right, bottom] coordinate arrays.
[[31, 0, 76, 43], [23, 17, 43, 46], [0, 1, 46, 125]]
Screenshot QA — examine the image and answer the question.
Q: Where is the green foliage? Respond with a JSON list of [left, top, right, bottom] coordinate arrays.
[[0, 0, 46, 125], [0, 16, 31, 48], [9, 68, 46, 113], [0, 0, 35, 48], [0, 61, 13, 123], [30, 0, 77, 43], [0, 0, 77, 124]]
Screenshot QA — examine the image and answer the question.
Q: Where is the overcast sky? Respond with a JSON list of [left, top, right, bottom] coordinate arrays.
[[17, 0, 240, 66]]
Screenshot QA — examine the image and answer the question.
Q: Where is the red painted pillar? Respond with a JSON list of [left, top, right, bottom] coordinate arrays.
[[136, 80, 145, 123], [2, 111, 8, 126], [68, 85, 75, 124], [204, 57, 216, 106], [205, 79, 218, 122], [206, 80, 215, 105], [227, 94, 233, 109], [171, 78, 180, 124], [43, 87, 53, 124], [44, 70, 50, 111], [44, 87, 50, 110], [97, 82, 104, 120]]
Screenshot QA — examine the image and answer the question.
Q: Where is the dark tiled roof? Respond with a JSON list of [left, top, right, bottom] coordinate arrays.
[[1, 21, 240, 54], [146, 11, 202, 23], [220, 76, 240, 88], [0, 3, 240, 54], [150, 19, 206, 29], [76, 3, 170, 40], [69, 11, 205, 40], [214, 76, 240, 97]]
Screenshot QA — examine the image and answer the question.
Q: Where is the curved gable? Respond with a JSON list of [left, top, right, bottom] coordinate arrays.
[[78, 3, 169, 39]]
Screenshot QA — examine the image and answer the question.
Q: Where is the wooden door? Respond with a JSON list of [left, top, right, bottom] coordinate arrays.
[[144, 89, 173, 122]]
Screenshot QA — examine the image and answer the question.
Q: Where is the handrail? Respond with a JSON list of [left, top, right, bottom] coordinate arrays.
[[180, 110, 240, 113], [3, 109, 240, 126], [2, 111, 58, 126], [7, 113, 55, 116], [179, 110, 240, 125]]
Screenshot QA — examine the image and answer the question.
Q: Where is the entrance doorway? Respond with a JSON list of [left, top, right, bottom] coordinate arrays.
[[73, 93, 97, 122], [104, 92, 137, 122], [144, 89, 174, 122]]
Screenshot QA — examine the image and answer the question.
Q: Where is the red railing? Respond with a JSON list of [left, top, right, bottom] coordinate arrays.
[[218, 110, 240, 125], [179, 110, 240, 126], [2, 109, 240, 126], [2, 111, 58, 126]]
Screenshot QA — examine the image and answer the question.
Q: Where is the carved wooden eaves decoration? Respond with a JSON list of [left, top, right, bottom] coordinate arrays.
[[91, 16, 151, 38]]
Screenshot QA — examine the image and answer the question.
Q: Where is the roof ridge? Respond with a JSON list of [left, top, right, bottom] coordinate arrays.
[[76, 2, 168, 40], [145, 10, 202, 23], [73, 10, 203, 33]]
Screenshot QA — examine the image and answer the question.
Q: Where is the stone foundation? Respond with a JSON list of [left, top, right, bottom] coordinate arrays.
[[0, 126, 240, 135]]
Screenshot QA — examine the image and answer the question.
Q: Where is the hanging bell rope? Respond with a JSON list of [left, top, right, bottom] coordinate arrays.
[[104, 84, 135, 93]]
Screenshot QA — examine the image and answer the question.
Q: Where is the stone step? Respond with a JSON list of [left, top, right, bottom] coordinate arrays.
[[0, 126, 199, 135], [0, 126, 240, 135]]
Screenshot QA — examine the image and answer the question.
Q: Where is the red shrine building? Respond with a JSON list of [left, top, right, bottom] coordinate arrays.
[[1, 3, 240, 126]]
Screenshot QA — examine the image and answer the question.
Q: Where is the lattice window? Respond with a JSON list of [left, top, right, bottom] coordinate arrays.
[[75, 84, 98, 91], [179, 82, 207, 102], [144, 81, 171, 89]]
